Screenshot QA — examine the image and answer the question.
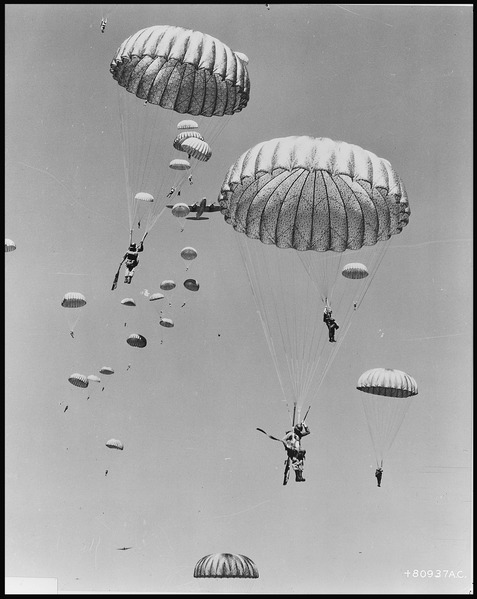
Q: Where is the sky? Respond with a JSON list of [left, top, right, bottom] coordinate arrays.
[[5, 4, 473, 595]]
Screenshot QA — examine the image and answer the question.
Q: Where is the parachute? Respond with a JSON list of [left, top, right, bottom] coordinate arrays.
[[169, 159, 191, 171], [127, 333, 147, 348], [218, 135, 410, 422], [99, 366, 115, 375], [180, 247, 198, 261], [180, 138, 212, 162], [149, 293, 165, 301], [342, 263, 369, 280], [121, 298, 136, 307], [5, 239, 16, 252], [68, 373, 89, 388], [61, 292, 87, 308], [184, 279, 200, 292], [160, 280, 176, 291], [87, 375, 101, 383], [159, 317, 174, 328], [177, 119, 198, 130], [194, 553, 259, 579], [171, 203, 190, 218], [169, 158, 191, 194], [173, 131, 204, 152], [357, 368, 418, 466], [110, 25, 250, 238], [106, 438, 124, 450], [62, 292, 87, 335]]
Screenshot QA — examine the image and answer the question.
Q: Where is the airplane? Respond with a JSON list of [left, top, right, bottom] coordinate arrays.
[[116, 547, 133, 551], [166, 198, 223, 219]]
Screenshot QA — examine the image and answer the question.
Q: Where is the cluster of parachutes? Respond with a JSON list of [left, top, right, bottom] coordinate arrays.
[[110, 24, 250, 241], [55, 18, 419, 578]]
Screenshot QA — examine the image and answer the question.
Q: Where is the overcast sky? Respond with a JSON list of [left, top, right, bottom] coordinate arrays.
[[5, 4, 472, 594]]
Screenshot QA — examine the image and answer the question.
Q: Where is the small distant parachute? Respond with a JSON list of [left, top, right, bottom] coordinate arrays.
[[194, 553, 259, 579], [87, 375, 101, 383], [180, 247, 198, 261], [184, 279, 200, 292], [180, 137, 212, 162], [68, 373, 89, 388], [177, 119, 199, 130], [171, 203, 190, 218], [134, 192, 154, 203], [357, 368, 418, 466], [149, 293, 165, 301], [160, 280, 176, 291], [5, 239, 16, 252], [99, 366, 115, 375], [61, 292, 87, 308], [169, 159, 191, 171], [121, 298, 136, 306], [127, 333, 147, 348], [342, 263, 369, 280], [106, 438, 124, 450], [173, 130, 204, 152], [160, 318, 174, 328]]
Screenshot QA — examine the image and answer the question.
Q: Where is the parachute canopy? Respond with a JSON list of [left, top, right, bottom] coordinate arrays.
[[169, 158, 191, 171], [180, 247, 198, 261], [357, 368, 418, 398], [121, 298, 136, 307], [184, 278, 200, 292], [99, 366, 115, 375], [177, 119, 198, 130], [218, 136, 410, 251], [87, 375, 101, 383], [110, 25, 250, 116], [61, 292, 87, 308], [134, 192, 154, 203], [127, 333, 147, 348], [5, 239, 16, 252], [68, 373, 89, 388], [180, 137, 212, 162], [149, 293, 165, 301], [194, 553, 259, 579], [160, 280, 176, 291], [173, 131, 204, 151], [106, 439, 124, 450], [172, 203, 190, 218], [160, 317, 174, 328], [342, 263, 369, 279]]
